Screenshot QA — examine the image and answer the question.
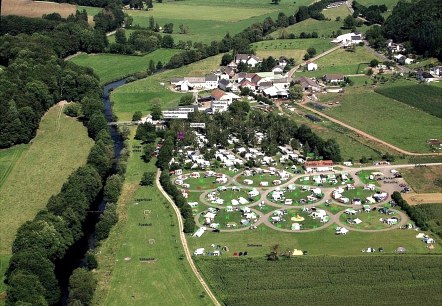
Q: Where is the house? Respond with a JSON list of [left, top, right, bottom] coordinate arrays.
[[304, 160, 334, 173], [277, 56, 289, 67], [211, 100, 229, 113], [386, 40, 405, 53], [263, 86, 289, 99], [227, 60, 238, 69], [394, 54, 406, 64], [298, 76, 321, 92], [218, 78, 231, 91], [247, 55, 261, 67], [205, 73, 219, 89], [324, 74, 344, 83], [240, 79, 256, 91], [430, 66, 442, 77], [416, 70, 437, 83], [234, 54, 262, 67], [306, 62, 318, 71], [331, 32, 362, 45], [404, 58, 414, 65], [272, 65, 284, 74]]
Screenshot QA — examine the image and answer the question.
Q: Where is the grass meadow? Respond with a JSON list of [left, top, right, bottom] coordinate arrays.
[[401, 166, 442, 193], [70, 49, 180, 85], [322, 87, 442, 153], [0, 104, 93, 255], [110, 54, 222, 121], [92, 130, 209, 306], [375, 81, 442, 118], [0, 144, 27, 189]]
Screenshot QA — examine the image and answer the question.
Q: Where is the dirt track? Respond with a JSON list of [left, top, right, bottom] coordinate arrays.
[[403, 193, 442, 205]]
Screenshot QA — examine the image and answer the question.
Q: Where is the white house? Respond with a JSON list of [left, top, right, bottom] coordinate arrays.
[[205, 73, 219, 89], [272, 65, 284, 74], [306, 62, 318, 71]]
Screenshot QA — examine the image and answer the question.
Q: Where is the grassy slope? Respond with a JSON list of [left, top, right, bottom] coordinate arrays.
[[0, 144, 27, 188], [92, 130, 209, 306], [0, 104, 93, 299], [401, 166, 442, 193], [375, 82, 442, 118], [70, 49, 180, 85], [111, 54, 222, 121], [322, 87, 442, 153]]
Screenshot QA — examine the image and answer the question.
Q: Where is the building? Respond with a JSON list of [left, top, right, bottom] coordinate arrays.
[[331, 32, 363, 45], [306, 62, 318, 71], [430, 66, 442, 76], [272, 65, 284, 74], [304, 160, 334, 173], [324, 74, 344, 83], [416, 70, 437, 83], [234, 54, 262, 67], [298, 76, 321, 92], [205, 73, 219, 89]]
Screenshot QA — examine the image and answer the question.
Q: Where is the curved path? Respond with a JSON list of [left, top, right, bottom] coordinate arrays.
[[156, 170, 221, 306], [298, 99, 442, 156]]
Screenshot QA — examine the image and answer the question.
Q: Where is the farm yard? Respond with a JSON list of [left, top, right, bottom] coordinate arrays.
[[2, 0, 76, 18], [110, 54, 222, 121], [195, 256, 442, 306], [70, 49, 180, 85]]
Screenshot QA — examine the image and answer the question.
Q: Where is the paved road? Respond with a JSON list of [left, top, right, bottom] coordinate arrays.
[[298, 98, 442, 156], [156, 170, 221, 306]]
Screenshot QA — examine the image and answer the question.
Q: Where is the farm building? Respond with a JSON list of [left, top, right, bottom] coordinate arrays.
[[306, 62, 318, 71], [304, 160, 334, 173], [324, 74, 344, 83], [298, 76, 321, 92]]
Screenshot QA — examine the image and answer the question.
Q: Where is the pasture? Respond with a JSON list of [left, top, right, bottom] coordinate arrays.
[[375, 82, 442, 118], [195, 256, 442, 305], [70, 49, 180, 85], [323, 87, 442, 153], [2, 0, 76, 18], [110, 54, 222, 121], [321, 3, 352, 20], [0, 103, 93, 255], [297, 46, 381, 76], [92, 134, 209, 306], [0, 144, 27, 189], [401, 166, 442, 193], [271, 18, 346, 39]]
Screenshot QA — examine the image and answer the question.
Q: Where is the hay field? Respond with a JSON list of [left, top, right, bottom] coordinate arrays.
[[2, 0, 76, 18]]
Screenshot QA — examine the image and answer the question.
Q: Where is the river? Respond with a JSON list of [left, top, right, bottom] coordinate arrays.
[[56, 79, 126, 305]]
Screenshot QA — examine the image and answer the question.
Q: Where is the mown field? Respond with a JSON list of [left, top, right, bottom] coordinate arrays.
[[375, 83, 442, 118], [401, 166, 442, 193], [0, 144, 27, 188], [251, 38, 333, 63], [92, 130, 209, 306], [322, 87, 442, 153], [110, 54, 222, 121], [70, 49, 180, 85], [195, 256, 442, 306], [0, 104, 93, 255], [297, 46, 381, 76]]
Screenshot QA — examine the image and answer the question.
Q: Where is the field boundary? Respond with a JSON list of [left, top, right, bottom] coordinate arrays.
[[156, 169, 220, 306]]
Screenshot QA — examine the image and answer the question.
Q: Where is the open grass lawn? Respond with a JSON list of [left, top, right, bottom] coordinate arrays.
[[342, 187, 379, 202], [237, 173, 288, 187], [375, 82, 442, 118], [252, 38, 334, 63], [214, 189, 259, 205], [188, 223, 441, 257], [0, 144, 27, 188], [296, 175, 353, 187], [357, 170, 380, 186], [322, 3, 352, 20], [195, 255, 442, 305], [271, 210, 325, 230], [341, 211, 398, 230], [70, 49, 180, 85], [271, 18, 352, 39], [0, 104, 93, 255], [318, 202, 347, 214], [323, 87, 442, 153], [297, 46, 381, 76], [111, 54, 222, 120], [401, 166, 442, 193], [92, 131, 208, 306], [206, 210, 252, 229]]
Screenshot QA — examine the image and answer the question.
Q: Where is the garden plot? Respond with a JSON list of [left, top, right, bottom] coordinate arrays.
[[199, 206, 259, 230], [296, 172, 353, 187], [268, 185, 323, 206], [206, 186, 260, 206], [269, 208, 329, 231], [237, 167, 291, 187], [341, 207, 401, 230], [332, 185, 388, 205]]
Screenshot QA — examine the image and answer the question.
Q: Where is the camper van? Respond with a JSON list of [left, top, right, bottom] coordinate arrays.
[[194, 248, 205, 255]]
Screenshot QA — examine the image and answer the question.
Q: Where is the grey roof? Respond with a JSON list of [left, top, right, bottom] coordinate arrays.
[[235, 54, 250, 61], [273, 77, 289, 83], [219, 79, 230, 85], [205, 74, 218, 82], [298, 76, 319, 88], [171, 77, 184, 83]]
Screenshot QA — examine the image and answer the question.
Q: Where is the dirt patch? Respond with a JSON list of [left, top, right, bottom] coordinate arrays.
[[2, 0, 76, 18], [403, 193, 442, 205]]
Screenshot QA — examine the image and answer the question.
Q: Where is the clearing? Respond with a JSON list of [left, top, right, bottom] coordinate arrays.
[[110, 54, 222, 121], [70, 49, 180, 85], [0, 103, 93, 255]]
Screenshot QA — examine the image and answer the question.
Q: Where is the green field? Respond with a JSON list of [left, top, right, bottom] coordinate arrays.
[[322, 87, 442, 153], [357, 170, 380, 186], [401, 166, 442, 193], [0, 104, 93, 255], [375, 83, 442, 118], [341, 210, 399, 230], [271, 209, 325, 230], [195, 256, 442, 305], [92, 132, 209, 306], [0, 144, 27, 188], [413, 204, 442, 238], [322, 3, 352, 19], [297, 46, 381, 76], [70, 49, 180, 84], [110, 54, 222, 120]]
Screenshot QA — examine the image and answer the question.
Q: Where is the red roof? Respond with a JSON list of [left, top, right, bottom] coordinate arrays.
[[211, 89, 226, 100], [304, 160, 334, 167]]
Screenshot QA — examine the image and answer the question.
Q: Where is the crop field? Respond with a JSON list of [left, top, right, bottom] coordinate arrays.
[[375, 83, 442, 118], [195, 256, 442, 305], [0, 104, 93, 255], [401, 166, 442, 193], [2, 0, 76, 18], [70, 49, 180, 85], [93, 133, 209, 306], [297, 46, 381, 76], [0, 144, 27, 189], [323, 87, 442, 153], [110, 54, 222, 121]]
